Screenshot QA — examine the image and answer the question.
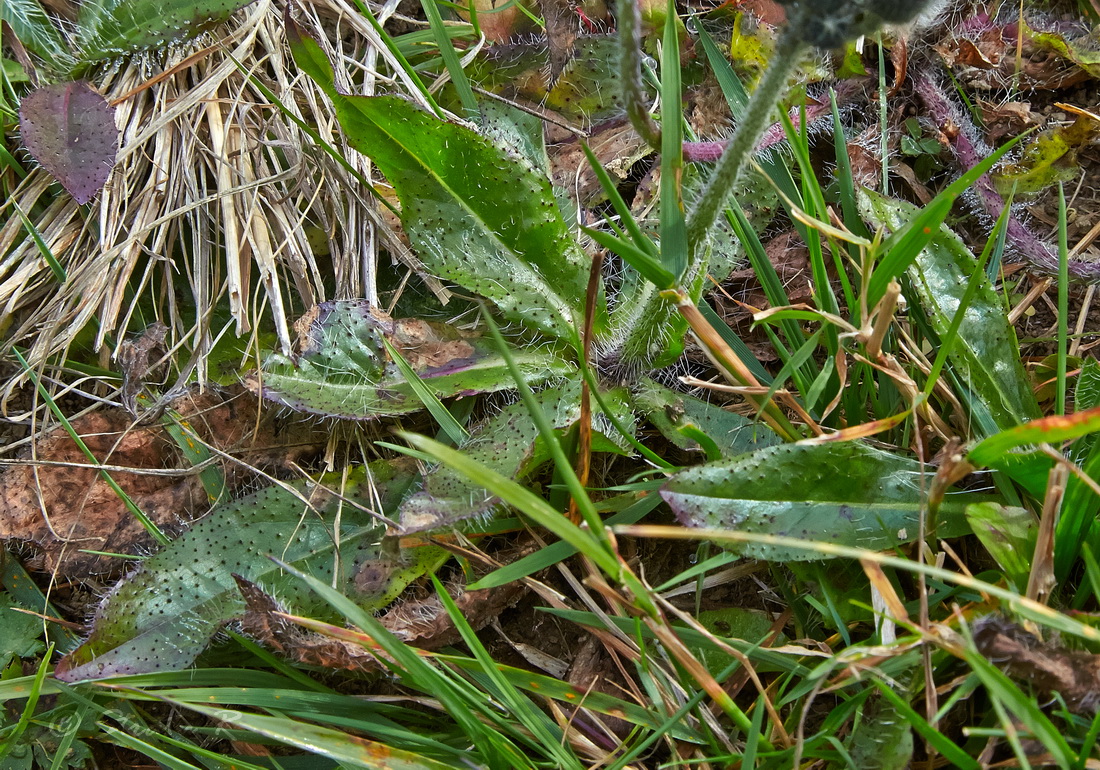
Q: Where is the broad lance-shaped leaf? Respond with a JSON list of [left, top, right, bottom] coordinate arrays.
[[19, 81, 118, 205], [55, 463, 445, 681], [663, 442, 987, 561], [287, 17, 602, 346], [861, 191, 1040, 433], [75, 0, 256, 64], [246, 300, 575, 420]]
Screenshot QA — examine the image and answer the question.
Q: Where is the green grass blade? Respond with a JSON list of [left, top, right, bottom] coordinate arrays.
[[697, 301, 772, 384], [421, 0, 478, 118], [269, 561, 511, 765], [659, 0, 687, 279], [869, 679, 980, 770], [395, 433, 618, 574], [0, 644, 53, 764], [12, 201, 67, 283], [1057, 183, 1069, 416], [580, 142, 658, 257], [429, 574, 581, 769], [580, 225, 675, 288], [344, 0, 444, 118], [960, 645, 1075, 766], [382, 338, 470, 444], [694, 21, 748, 115], [95, 725, 206, 770], [467, 491, 662, 589], [154, 696, 461, 769], [919, 198, 1007, 402]]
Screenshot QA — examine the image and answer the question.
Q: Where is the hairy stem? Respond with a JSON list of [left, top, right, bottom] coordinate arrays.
[[617, 0, 662, 150], [686, 24, 805, 248], [914, 72, 1100, 282]]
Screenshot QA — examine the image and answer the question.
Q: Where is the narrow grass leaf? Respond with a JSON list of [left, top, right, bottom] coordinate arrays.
[[869, 679, 979, 769], [399, 432, 620, 576], [580, 142, 657, 257], [697, 301, 772, 384], [659, 0, 687, 278], [863, 192, 1040, 431], [277, 562, 529, 767], [960, 646, 1075, 765], [153, 698, 458, 770], [382, 338, 469, 444], [95, 725, 207, 770], [582, 225, 676, 289], [430, 575, 580, 768], [421, 0, 478, 118], [969, 406, 1100, 466], [12, 348, 167, 546], [0, 643, 53, 764], [468, 491, 661, 589], [694, 22, 749, 115], [11, 202, 66, 282]]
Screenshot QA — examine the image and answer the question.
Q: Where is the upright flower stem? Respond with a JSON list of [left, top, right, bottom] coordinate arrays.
[[618, 0, 662, 151], [685, 24, 805, 248]]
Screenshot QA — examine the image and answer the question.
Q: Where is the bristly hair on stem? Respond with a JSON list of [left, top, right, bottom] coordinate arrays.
[[617, 0, 662, 151], [685, 23, 805, 250], [684, 0, 941, 252]]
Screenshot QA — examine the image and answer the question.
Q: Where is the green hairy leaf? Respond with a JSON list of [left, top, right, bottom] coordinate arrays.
[[1, 0, 71, 69], [663, 441, 984, 561], [75, 0, 255, 64], [861, 192, 1040, 433], [55, 463, 437, 680], [248, 300, 575, 420], [287, 18, 603, 346]]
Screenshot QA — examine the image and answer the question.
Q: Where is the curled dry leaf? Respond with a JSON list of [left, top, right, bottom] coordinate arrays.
[[0, 386, 317, 577]]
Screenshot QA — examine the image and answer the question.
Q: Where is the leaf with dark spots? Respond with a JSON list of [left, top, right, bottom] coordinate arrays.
[[247, 300, 575, 420], [54, 462, 441, 681], [662, 442, 988, 561], [19, 81, 117, 204], [633, 379, 781, 460], [861, 192, 1040, 433], [75, 0, 256, 63], [286, 22, 603, 344]]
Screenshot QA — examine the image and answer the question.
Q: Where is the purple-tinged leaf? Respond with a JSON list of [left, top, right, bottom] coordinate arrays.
[[19, 81, 118, 205]]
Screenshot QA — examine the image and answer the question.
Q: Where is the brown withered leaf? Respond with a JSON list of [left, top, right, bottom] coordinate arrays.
[[542, 0, 580, 83], [973, 615, 1100, 714], [550, 123, 651, 208], [977, 100, 1039, 144], [381, 580, 529, 649], [388, 318, 475, 370], [117, 321, 167, 416], [0, 386, 318, 577]]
